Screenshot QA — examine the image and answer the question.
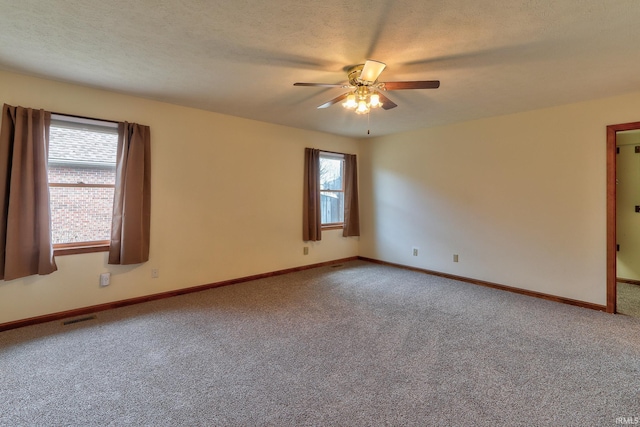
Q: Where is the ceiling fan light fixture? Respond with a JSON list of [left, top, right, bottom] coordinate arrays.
[[342, 93, 357, 109], [370, 93, 382, 108], [355, 100, 370, 114]]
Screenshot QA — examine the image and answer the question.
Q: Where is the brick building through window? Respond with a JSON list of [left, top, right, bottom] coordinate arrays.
[[48, 116, 118, 246]]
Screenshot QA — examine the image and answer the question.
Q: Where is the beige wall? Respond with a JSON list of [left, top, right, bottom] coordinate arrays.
[[3, 68, 640, 323], [0, 71, 359, 324], [358, 91, 640, 306]]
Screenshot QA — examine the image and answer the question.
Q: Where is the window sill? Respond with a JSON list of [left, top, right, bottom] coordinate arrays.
[[322, 224, 344, 231], [54, 244, 109, 256]]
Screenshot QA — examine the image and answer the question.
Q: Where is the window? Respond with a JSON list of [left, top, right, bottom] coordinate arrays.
[[48, 115, 118, 253], [319, 152, 345, 227]]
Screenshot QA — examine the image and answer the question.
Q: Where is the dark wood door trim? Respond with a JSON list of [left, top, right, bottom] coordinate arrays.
[[606, 121, 640, 313]]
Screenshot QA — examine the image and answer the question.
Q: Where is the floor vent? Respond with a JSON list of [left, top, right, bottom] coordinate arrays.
[[62, 315, 97, 326]]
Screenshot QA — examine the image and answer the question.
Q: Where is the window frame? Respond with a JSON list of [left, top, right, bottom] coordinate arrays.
[[48, 114, 118, 256], [319, 151, 346, 229]]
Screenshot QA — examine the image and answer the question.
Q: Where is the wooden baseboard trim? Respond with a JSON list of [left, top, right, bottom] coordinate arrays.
[[617, 277, 640, 286], [0, 257, 358, 333], [2, 255, 606, 332], [359, 257, 607, 312]]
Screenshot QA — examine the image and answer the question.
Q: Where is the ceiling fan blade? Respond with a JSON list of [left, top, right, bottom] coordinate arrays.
[[376, 92, 398, 110], [383, 80, 440, 90], [294, 82, 346, 88], [360, 60, 386, 82], [317, 93, 349, 109]]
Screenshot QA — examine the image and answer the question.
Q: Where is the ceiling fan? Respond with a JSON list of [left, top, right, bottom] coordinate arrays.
[[294, 59, 440, 115]]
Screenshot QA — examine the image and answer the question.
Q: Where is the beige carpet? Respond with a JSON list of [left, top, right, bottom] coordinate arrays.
[[2, 260, 640, 426], [617, 282, 640, 318]]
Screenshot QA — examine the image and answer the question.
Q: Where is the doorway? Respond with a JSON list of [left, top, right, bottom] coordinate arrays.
[[607, 121, 640, 314]]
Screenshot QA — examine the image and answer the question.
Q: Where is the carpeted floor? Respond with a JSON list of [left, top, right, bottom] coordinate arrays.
[[1, 260, 639, 426], [618, 282, 640, 318]]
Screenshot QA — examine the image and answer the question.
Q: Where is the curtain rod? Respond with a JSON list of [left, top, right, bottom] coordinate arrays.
[[51, 111, 119, 125], [319, 149, 355, 156]]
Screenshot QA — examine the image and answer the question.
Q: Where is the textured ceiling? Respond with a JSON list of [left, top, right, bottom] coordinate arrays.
[[1, 0, 640, 137]]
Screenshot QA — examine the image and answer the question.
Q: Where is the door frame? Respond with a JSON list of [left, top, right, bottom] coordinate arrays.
[[606, 120, 640, 313]]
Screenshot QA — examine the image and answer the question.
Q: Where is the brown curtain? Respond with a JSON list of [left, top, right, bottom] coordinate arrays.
[[0, 104, 57, 280], [343, 153, 360, 237], [303, 148, 321, 241], [108, 122, 151, 265]]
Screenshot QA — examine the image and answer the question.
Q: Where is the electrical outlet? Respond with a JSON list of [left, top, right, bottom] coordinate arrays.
[[412, 247, 419, 256], [151, 268, 159, 278], [99, 272, 110, 287], [303, 246, 309, 255], [453, 254, 459, 262]]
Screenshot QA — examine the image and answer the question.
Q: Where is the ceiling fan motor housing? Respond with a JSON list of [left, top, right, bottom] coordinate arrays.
[[348, 64, 371, 86]]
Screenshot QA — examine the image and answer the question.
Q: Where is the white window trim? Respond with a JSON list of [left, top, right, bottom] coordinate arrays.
[[48, 114, 118, 254], [51, 114, 118, 129], [319, 152, 346, 227]]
